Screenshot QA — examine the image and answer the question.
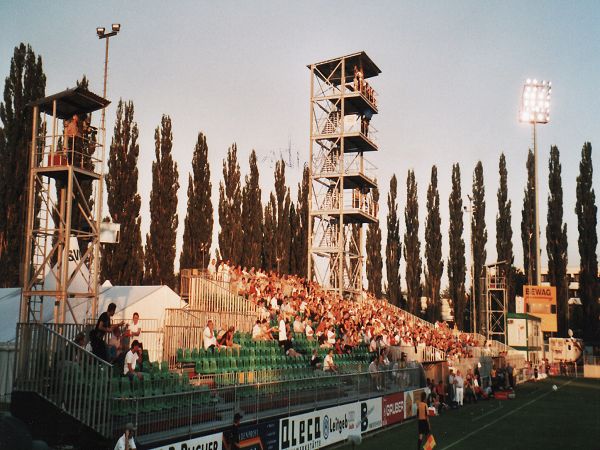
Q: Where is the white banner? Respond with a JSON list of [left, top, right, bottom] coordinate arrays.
[[150, 432, 223, 450], [279, 403, 360, 450], [359, 398, 382, 433]]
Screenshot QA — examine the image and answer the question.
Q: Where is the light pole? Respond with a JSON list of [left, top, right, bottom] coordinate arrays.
[[464, 196, 476, 333], [92, 24, 120, 319], [519, 79, 551, 286]]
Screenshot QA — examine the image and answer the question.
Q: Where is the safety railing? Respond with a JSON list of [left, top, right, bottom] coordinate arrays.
[[421, 346, 446, 362], [13, 323, 114, 437], [316, 114, 379, 145], [110, 366, 424, 442], [36, 131, 103, 172], [187, 273, 258, 318], [312, 152, 377, 183], [0, 343, 15, 404]]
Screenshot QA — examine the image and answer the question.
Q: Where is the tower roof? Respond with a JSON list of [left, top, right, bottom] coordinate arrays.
[[29, 86, 110, 119], [308, 51, 381, 82]]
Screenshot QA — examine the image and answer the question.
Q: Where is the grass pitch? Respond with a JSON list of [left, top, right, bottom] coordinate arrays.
[[338, 377, 600, 450]]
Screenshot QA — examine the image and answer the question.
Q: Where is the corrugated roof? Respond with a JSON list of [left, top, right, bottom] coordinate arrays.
[[28, 86, 110, 119]]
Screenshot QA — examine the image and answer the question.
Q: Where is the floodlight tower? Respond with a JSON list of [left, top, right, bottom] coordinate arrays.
[[519, 79, 552, 286], [20, 88, 110, 324], [307, 52, 381, 297]]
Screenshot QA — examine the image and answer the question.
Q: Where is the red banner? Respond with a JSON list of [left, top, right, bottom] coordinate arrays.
[[382, 393, 404, 426]]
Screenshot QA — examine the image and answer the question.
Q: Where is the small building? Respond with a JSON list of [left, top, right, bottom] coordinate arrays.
[[507, 312, 543, 363]]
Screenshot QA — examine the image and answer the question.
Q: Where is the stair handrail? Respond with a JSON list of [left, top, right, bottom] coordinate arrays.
[[13, 322, 114, 437]]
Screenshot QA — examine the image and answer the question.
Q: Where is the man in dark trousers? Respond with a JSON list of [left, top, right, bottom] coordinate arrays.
[[223, 413, 242, 450], [92, 303, 124, 362]]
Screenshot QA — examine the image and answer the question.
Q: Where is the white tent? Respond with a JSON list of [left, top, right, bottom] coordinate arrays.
[[0, 285, 181, 343]]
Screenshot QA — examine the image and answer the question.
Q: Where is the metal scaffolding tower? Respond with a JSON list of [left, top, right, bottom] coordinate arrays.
[[307, 52, 381, 297], [20, 87, 110, 324], [484, 261, 508, 344]]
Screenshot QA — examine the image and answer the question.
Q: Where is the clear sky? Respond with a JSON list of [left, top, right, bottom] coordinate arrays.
[[1, 1, 598, 285]]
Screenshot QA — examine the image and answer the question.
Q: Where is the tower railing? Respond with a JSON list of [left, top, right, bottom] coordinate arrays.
[[13, 322, 114, 437]]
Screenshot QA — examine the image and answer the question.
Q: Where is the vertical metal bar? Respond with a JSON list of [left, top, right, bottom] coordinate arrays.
[[307, 64, 315, 282], [532, 121, 541, 286], [21, 106, 39, 321], [338, 58, 345, 295]]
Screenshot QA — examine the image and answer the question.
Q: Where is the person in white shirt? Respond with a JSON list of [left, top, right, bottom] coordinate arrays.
[[293, 316, 304, 333], [305, 322, 314, 340], [326, 328, 336, 347], [203, 320, 218, 351], [123, 340, 143, 381], [323, 349, 338, 373], [270, 296, 279, 311], [278, 316, 287, 345], [252, 320, 263, 340], [114, 422, 137, 450], [299, 300, 307, 314], [207, 259, 217, 278]]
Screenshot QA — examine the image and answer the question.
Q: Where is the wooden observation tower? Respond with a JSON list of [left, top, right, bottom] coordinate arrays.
[[20, 87, 111, 324], [307, 52, 381, 297]]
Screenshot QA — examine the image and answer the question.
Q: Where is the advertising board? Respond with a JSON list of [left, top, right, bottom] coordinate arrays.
[[235, 420, 279, 450], [359, 398, 382, 433], [524, 285, 557, 332], [150, 431, 223, 450], [382, 392, 404, 426], [279, 402, 360, 450], [404, 388, 426, 419]]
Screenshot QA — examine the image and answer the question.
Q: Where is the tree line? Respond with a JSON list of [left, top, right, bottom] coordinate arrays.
[[0, 43, 597, 340], [364, 150, 597, 340]]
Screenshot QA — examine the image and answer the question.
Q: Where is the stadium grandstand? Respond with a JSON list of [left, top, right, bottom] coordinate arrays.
[[11, 261, 529, 449]]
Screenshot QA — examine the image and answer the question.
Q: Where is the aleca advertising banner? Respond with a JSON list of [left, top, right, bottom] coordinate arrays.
[[279, 403, 360, 450], [150, 431, 223, 450], [359, 398, 382, 433], [382, 393, 404, 426]]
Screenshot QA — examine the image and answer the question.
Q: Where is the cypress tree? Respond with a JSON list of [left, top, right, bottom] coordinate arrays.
[[179, 132, 213, 271], [521, 150, 536, 285], [241, 150, 262, 270], [546, 146, 568, 336], [575, 142, 598, 341], [101, 100, 144, 285], [404, 170, 422, 315], [295, 165, 310, 277], [425, 166, 443, 322], [366, 185, 383, 298], [448, 163, 466, 329], [274, 160, 291, 273], [289, 203, 300, 275], [472, 161, 487, 333], [218, 144, 242, 263], [0, 43, 46, 287], [145, 115, 179, 288], [386, 175, 401, 306], [262, 194, 277, 271], [496, 153, 515, 310]]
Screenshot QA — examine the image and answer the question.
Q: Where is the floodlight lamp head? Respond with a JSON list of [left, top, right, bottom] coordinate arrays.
[[112, 23, 121, 32], [520, 78, 552, 124], [96, 27, 105, 37]]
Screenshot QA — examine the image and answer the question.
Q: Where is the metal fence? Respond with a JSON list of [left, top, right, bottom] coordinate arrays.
[[13, 323, 114, 437], [111, 366, 425, 443]]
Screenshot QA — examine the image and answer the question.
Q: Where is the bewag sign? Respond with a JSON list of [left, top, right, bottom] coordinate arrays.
[[524, 285, 557, 332]]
